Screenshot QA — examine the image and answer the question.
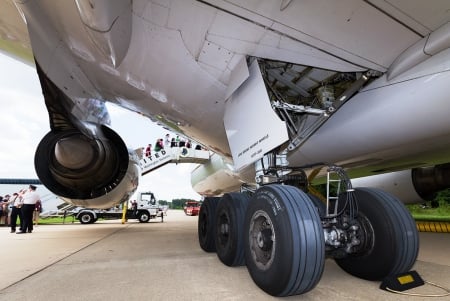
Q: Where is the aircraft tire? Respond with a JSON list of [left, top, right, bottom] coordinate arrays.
[[215, 192, 250, 266], [335, 187, 419, 280], [244, 185, 325, 296], [307, 193, 326, 218], [198, 197, 220, 252]]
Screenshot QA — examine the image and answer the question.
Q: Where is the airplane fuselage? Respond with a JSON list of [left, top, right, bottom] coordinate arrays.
[[3, 0, 450, 180]]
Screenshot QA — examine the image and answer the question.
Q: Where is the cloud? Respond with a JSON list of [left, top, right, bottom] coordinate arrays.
[[0, 55, 48, 178]]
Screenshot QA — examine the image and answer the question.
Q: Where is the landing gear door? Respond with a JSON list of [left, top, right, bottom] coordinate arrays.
[[224, 60, 288, 170]]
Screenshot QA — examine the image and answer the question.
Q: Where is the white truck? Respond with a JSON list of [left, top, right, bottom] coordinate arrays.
[[74, 191, 167, 224]]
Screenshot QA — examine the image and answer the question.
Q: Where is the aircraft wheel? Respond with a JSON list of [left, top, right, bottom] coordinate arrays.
[[335, 188, 419, 280], [215, 192, 250, 266], [244, 185, 325, 296], [198, 197, 220, 252]]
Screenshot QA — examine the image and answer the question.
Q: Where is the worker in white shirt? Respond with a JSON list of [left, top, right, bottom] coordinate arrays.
[[17, 185, 40, 234], [9, 191, 24, 233]]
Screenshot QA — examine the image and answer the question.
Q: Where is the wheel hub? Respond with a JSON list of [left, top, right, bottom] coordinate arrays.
[[249, 210, 275, 270], [218, 213, 230, 246], [325, 213, 375, 258], [256, 228, 273, 251]]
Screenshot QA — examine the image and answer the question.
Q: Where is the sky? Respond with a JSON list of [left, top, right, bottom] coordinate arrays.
[[0, 53, 201, 202]]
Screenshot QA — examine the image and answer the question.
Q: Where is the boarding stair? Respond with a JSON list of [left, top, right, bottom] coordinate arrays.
[[140, 146, 210, 175]]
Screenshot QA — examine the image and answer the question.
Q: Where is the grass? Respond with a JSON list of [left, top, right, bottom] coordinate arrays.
[[37, 216, 77, 224], [33, 203, 450, 224], [406, 202, 450, 222]]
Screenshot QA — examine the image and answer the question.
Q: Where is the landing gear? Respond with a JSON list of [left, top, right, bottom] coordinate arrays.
[[196, 165, 419, 297], [244, 185, 325, 296], [215, 193, 250, 266], [198, 197, 220, 252], [335, 187, 419, 280]]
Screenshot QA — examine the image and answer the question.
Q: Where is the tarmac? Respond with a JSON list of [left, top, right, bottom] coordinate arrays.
[[0, 210, 449, 301]]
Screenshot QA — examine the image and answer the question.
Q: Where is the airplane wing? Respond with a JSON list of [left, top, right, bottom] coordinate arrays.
[[1, 0, 450, 296]]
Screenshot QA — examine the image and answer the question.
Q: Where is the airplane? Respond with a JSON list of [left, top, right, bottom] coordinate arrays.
[[1, 0, 450, 297]]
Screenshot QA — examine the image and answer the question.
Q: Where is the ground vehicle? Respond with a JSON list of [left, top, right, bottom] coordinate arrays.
[[75, 192, 166, 224], [184, 201, 201, 216]]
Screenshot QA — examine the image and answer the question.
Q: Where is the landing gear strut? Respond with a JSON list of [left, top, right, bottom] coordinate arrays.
[[197, 160, 419, 297]]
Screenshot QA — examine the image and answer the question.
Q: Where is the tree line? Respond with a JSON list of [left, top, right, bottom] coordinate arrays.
[[160, 198, 201, 210], [161, 188, 450, 211]]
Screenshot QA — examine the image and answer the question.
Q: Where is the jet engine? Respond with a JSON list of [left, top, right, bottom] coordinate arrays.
[[35, 125, 139, 209], [351, 165, 450, 204], [193, 154, 450, 205]]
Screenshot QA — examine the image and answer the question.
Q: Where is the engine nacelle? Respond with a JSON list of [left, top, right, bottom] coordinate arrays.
[[351, 164, 450, 204], [35, 125, 139, 209]]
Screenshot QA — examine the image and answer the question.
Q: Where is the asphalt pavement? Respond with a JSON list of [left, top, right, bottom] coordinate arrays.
[[0, 210, 449, 301]]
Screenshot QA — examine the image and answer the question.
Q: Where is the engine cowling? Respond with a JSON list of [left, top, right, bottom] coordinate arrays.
[[35, 125, 139, 209], [351, 164, 450, 204]]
